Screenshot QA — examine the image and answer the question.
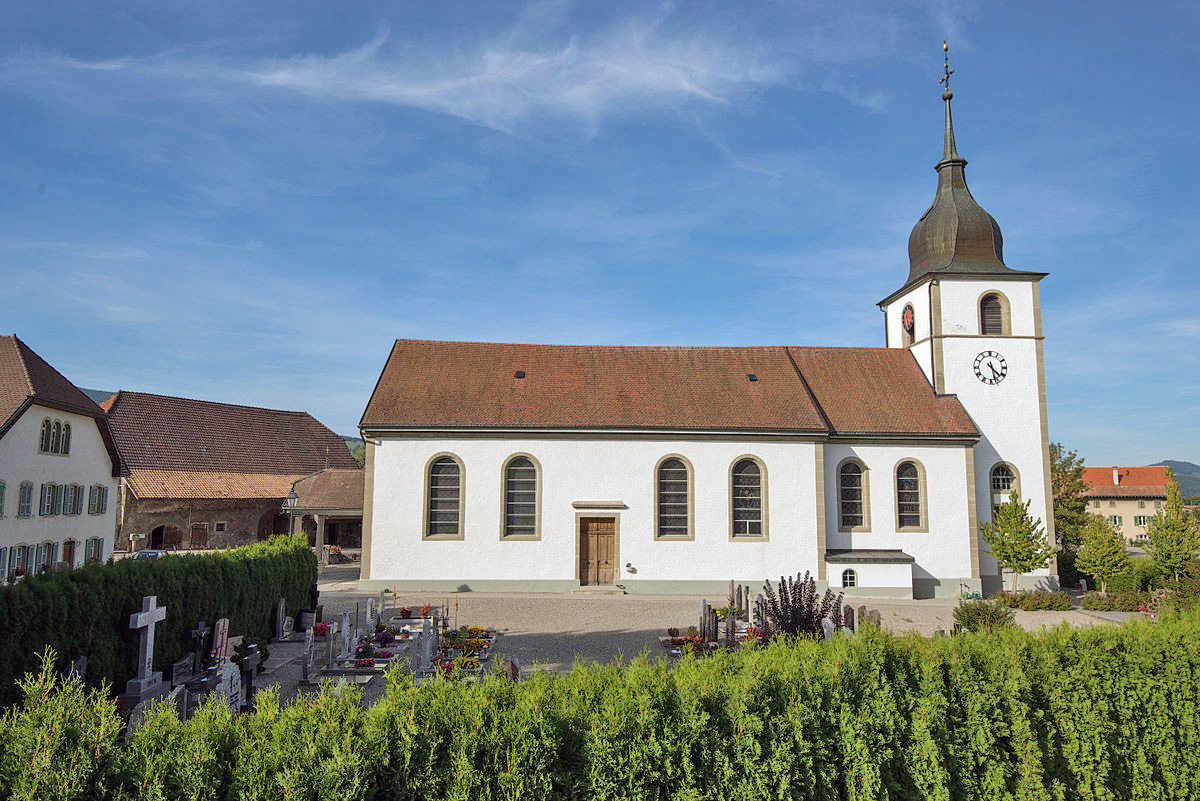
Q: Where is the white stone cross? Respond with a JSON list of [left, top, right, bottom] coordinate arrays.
[[125, 595, 168, 701]]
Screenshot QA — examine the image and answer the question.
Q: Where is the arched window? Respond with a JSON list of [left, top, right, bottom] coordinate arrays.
[[51, 421, 62, 454], [61, 423, 71, 455], [838, 460, 870, 531], [980, 293, 1005, 336], [39, 419, 52, 453], [842, 569, 857, 588], [424, 455, 463, 539], [990, 463, 1020, 515], [731, 458, 766, 538], [0, 480, 5, 517], [502, 455, 539, 539], [656, 457, 691, 539], [17, 482, 32, 517], [895, 461, 926, 530]]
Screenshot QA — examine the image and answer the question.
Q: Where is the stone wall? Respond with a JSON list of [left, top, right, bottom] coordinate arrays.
[[118, 495, 289, 551]]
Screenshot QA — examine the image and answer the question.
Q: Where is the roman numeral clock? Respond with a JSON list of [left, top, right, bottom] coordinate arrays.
[[973, 350, 1008, 385]]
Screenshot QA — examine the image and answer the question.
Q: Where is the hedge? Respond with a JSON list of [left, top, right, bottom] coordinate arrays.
[[0, 536, 316, 708], [1081, 591, 1153, 612], [4, 610, 1200, 799]]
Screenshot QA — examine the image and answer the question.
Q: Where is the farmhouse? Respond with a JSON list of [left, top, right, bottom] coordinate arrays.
[[356, 81, 1057, 598]]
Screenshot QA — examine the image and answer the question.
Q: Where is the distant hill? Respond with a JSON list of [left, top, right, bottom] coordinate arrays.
[[81, 388, 114, 405], [344, 436, 364, 464], [1152, 460, 1200, 497]]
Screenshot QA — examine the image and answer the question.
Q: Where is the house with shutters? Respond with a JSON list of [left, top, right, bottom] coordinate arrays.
[[1082, 466, 1169, 545], [0, 335, 121, 579], [355, 74, 1058, 598], [101, 391, 358, 551]]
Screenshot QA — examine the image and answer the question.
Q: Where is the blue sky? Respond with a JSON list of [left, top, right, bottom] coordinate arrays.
[[1, 1, 1196, 467]]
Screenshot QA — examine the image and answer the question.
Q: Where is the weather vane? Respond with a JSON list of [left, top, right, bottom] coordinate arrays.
[[940, 40, 954, 98]]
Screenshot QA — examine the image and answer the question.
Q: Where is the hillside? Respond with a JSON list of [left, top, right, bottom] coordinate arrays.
[[1153, 460, 1200, 497]]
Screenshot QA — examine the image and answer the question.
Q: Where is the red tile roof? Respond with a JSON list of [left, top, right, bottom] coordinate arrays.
[[0, 335, 122, 472], [360, 339, 978, 438], [103, 391, 357, 500], [291, 469, 364, 511], [1082, 466, 1168, 499]]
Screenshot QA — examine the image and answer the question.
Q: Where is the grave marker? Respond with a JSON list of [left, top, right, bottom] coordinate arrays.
[[190, 622, 211, 674], [843, 605, 856, 632], [272, 598, 286, 642], [211, 619, 230, 665], [239, 645, 261, 712], [340, 612, 352, 658], [821, 617, 835, 640], [300, 628, 317, 688], [125, 596, 168, 702], [857, 606, 868, 628], [212, 662, 241, 713], [867, 609, 882, 627]]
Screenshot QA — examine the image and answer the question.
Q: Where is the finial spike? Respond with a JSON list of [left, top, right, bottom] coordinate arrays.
[[940, 40, 955, 100]]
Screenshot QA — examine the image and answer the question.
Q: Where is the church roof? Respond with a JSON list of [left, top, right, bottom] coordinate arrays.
[[1082, 466, 1168, 500], [360, 339, 978, 439], [102, 391, 357, 500], [0, 334, 123, 472]]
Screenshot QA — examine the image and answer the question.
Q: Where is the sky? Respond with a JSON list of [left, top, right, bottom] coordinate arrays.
[[1, 0, 1196, 468]]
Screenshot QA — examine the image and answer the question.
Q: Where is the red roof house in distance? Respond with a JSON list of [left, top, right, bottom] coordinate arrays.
[[102, 391, 357, 551], [1082, 466, 1169, 543]]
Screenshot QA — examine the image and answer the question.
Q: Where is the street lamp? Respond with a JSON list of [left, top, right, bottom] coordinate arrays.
[[284, 489, 298, 537]]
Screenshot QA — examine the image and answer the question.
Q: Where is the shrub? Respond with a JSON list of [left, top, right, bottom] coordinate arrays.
[[1104, 555, 1163, 592], [1081, 591, 1154, 612], [993, 590, 1074, 610], [0, 536, 315, 708], [953, 597, 1016, 632], [759, 570, 842, 638]]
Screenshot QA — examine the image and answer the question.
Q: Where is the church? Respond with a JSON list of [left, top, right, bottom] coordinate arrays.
[[356, 68, 1057, 599]]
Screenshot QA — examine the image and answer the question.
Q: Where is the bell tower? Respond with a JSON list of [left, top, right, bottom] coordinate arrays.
[[878, 43, 1057, 589]]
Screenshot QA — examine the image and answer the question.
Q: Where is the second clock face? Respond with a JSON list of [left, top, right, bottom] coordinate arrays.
[[974, 351, 1008, 385]]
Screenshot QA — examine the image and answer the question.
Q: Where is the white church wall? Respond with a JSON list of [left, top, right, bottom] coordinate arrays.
[[936, 279, 1037, 336], [366, 436, 822, 593], [827, 561, 914, 597], [0, 404, 117, 574], [823, 441, 974, 597]]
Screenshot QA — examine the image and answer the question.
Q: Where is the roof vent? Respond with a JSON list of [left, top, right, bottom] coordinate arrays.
[[514, 370, 525, 379], [746, 373, 758, 382]]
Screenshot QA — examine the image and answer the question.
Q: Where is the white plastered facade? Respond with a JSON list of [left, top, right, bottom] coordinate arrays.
[[0, 403, 118, 579]]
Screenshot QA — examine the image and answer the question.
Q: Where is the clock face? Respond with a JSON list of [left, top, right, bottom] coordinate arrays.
[[974, 350, 1008, 385], [901, 304, 915, 335]]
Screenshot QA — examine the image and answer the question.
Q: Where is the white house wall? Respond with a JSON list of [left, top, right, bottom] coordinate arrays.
[[0, 404, 117, 575]]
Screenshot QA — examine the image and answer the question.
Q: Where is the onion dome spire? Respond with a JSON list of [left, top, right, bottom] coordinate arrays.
[[906, 42, 1013, 284]]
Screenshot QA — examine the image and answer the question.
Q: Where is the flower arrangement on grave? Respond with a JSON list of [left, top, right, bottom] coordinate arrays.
[[397, 630, 411, 640], [375, 622, 387, 634], [686, 626, 698, 638], [467, 625, 485, 637], [419, 603, 433, 618], [353, 658, 375, 668], [12, 568, 25, 577], [374, 630, 395, 646], [312, 622, 329, 637], [355, 641, 376, 659], [666, 627, 680, 638], [454, 657, 480, 670], [375, 650, 394, 659], [399, 606, 413, 618], [715, 606, 738, 621]]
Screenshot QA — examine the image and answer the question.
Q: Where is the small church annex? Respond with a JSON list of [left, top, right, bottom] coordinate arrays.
[[356, 72, 1057, 598]]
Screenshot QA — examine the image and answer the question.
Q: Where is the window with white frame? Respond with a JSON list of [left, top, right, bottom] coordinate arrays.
[[896, 461, 925, 530], [425, 455, 463, 539], [61, 423, 70, 455], [841, 568, 857, 588], [1135, 515, 1151, 527], [731, 458, 765, 538], [503, 456, 539, 538], [838, 461, 867, 530], [0, 547, 6, 582], [1137, 500, 1146, 509], [39, 483, 55, 516], [11, 545, 27, 576], [39, 419, 51, 452], [0, 480, 5, 517], [18, 482, 32, 517], [1109, 515, 1123, 527], [84, 537, 105, 563], [51, 422, 61, 454], [655, 457, 690, 539]]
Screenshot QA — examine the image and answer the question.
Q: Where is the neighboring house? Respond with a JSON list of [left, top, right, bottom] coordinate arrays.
[[0, 335, 121, 578], [102, 391, 357, 551], [355, 82, 1057, 599], [287, 468, 364, 557], [1082, 466, 1168, 544]]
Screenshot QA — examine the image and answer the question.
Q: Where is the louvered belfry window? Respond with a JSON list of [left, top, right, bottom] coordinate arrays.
[[503, 457, 537, 537], [732, 459, 763, 536], [980, 294, 1004, 335], [657, 458, 689, 537], [427, 457, 461, 537]]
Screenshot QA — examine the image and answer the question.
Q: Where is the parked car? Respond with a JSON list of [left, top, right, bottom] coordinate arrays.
[[134, 549, 167, 560]]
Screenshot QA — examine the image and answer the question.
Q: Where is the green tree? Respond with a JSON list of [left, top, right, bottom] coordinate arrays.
[[1146, 467, 1200, 582], [1049, 442, 1090, 550], [980, 491, 1055, 592], [1075, 514, 1130, 593]]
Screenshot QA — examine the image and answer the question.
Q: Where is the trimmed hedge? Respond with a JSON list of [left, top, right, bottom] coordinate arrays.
[[4, 611, 1200, 799], [0, 536, 316, 707], [993, 590, 1075, 610], [1081, 591, 1153, 612]]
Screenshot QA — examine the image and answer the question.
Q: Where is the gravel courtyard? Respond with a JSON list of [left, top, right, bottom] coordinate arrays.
[[254, 564, 1114, 704]]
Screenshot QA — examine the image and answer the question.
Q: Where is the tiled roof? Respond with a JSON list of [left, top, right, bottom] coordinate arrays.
[[825, 549, 915, 564], [292, 469, 364, 511], [103, 391, 357, 500], [360, 339, 978, 438], [1082, 466, 1168, 499]]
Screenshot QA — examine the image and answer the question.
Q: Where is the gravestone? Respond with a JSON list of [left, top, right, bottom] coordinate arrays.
[[300, 628, 317, 688], [170, 653, 199, 687], [239, 645, 261, 712], [843, 605, 856, 632], [124, 596, 169, 702], [821, 617, 835, 640], [840, 625, 853, 639], [327, 622, 338, 667], [1080, 578, 1088, 592], [190, 621, 211, 674], [212, 662, 241, 712], [366, 598, 376, 630], [272, 598, 287, 642], [211, 619, 230, 665], [282, 615, 295, 641], [503, 657, 520, 682], [419, 619, 434, 672], [867, 609, 882, 627], [340, 612, 352, 658]]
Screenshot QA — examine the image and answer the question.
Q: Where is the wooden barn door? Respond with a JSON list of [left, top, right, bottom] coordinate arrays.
[[579, 518, 616, 585], [190, 523, 209, 549]]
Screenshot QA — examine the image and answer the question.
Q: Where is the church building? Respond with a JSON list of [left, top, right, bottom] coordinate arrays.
[[357, 69, 1057, 599]]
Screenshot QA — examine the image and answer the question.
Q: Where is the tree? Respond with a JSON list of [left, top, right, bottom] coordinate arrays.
[[1075, 514, 1130, 593], [980, 491, 1055, 592], [1049, 442, 1090, 550], [1146, 467, 1200, 583]]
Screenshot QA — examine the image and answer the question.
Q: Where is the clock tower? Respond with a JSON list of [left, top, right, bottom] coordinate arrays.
[[878, 44, 1057, 589]]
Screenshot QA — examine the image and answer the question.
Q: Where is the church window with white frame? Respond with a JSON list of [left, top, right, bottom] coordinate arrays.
[[731, 458, 765, 538], [841, 569, 857, 588], [655, 457, 691, 539], [424, 455, 463, 539], [502, 456, 538, 539], [838, 460, 869, 530], [895, 461, 926, 530]]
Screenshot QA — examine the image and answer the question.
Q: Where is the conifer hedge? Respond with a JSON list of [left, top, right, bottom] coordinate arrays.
[[0, 536, 316, 708], [3, 610, 1200, 800]]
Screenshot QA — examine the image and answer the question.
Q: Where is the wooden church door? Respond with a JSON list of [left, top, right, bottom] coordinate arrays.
[[579, 518, 615, 585]]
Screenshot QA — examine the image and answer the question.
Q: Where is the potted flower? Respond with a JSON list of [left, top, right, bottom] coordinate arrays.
[[398, 606, 413, 619], [355, 641, 376, 659], [419, 603, 433, 619]]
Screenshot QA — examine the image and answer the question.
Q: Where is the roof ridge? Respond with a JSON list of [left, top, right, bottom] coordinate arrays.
[[8, 335, 39, 397], [111, 389, 314, 417]]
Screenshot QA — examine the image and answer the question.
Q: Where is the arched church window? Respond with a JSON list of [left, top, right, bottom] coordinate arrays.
[[731, 458, 765, 538], [502, 456, 538, 538], [838, 460, 869, 531], [51, 421, 61, 454], [990, 464, 1016, 494], [656, 457, 690, 539], [842, 569, 857, 588], [425, 455, 463, 539], [61, 423, 71, 455], [39, 419, 52, 453], [895, 461, 926, 530], [980, 294, 1004, 335]]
